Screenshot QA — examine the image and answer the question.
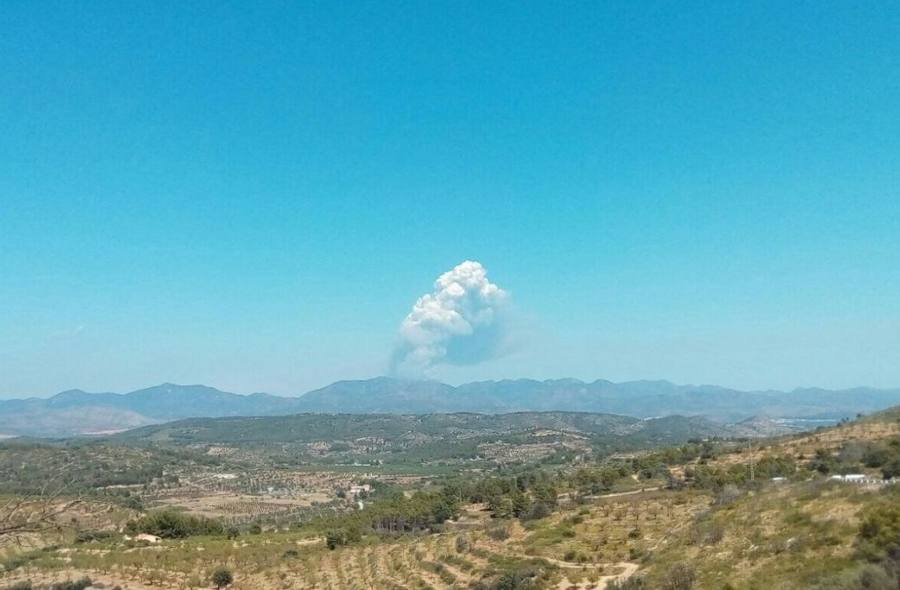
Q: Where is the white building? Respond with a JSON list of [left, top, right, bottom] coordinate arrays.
[[349, 483, 373, 496]]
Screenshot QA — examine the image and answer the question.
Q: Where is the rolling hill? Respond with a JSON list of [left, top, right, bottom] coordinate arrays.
[[106, 410, 763, 469], [3, 378, 900, 438], [111, 411, 733, 446]]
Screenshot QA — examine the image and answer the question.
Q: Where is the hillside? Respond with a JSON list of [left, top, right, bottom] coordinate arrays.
[[108, 411, 752, 469], [2, 407, 897, 590], [111, 411, 680, 443], [3, 378, 900, 438]]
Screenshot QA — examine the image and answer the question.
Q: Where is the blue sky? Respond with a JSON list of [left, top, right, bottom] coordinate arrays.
[[2, 1, 900, 397]]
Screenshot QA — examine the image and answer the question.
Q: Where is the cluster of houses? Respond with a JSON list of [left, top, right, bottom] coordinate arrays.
[[827, 474, 897, 485], [769, 474, 897, 486]]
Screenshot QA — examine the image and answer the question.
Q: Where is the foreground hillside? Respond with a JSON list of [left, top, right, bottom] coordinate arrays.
[[0, 406, 897, 589], [3, 479, 897, 590]]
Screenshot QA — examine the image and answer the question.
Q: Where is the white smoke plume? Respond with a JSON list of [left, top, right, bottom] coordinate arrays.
[[390, 261, 511, 377]]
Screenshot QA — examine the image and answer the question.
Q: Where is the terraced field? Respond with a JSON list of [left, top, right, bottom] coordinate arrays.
[[0, 494, 665, 590]]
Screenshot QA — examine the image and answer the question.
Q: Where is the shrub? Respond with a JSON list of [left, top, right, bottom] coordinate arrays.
[[325, 526, 361, 549], [882, 458, 900, 480], [125, 510, 224, 539], [325, 530, 343, 550], [488, 566, 543, 589], [862, 446, 891, 468], [662, 564, 695, 590], [487, 522, 511, 541], [858, 498, 900, 559], [49, 578, 93, 590], [211, 567, 233, 589], [714, 484, 742, 506], [74, 530, 115, 543], [704, 524, 725, 545], [522, 502, 552, 521], [857, 565, 896, 589], [813, 563, 898, 590], [455, 535, 470, 553]]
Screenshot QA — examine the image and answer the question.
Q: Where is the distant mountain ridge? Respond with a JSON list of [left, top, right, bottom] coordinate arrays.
[[298, 377, 900, 420], [0, 383, 300, 437], [2, 377, 900, 437]]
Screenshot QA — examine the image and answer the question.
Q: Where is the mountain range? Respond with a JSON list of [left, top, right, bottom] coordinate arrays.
[[2, 377, 900, 438]]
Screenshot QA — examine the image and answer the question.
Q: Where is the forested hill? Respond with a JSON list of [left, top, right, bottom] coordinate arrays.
[[111, 411, 775, 448]]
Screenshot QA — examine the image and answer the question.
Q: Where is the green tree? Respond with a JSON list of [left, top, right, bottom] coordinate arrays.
[[325, 530, 341, 550], [881, 458, 900, 480], [494, 496, 515, 519], [511, 491, 531, 518]]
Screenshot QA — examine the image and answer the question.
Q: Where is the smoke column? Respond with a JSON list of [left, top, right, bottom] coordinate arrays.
[[390, 261, 510, 377]]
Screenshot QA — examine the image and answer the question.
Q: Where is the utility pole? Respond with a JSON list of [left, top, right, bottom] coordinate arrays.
[[748, 439, 755, 482]]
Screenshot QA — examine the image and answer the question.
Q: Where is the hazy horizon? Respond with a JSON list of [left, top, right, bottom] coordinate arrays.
[[6, 374, 900, 402]]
